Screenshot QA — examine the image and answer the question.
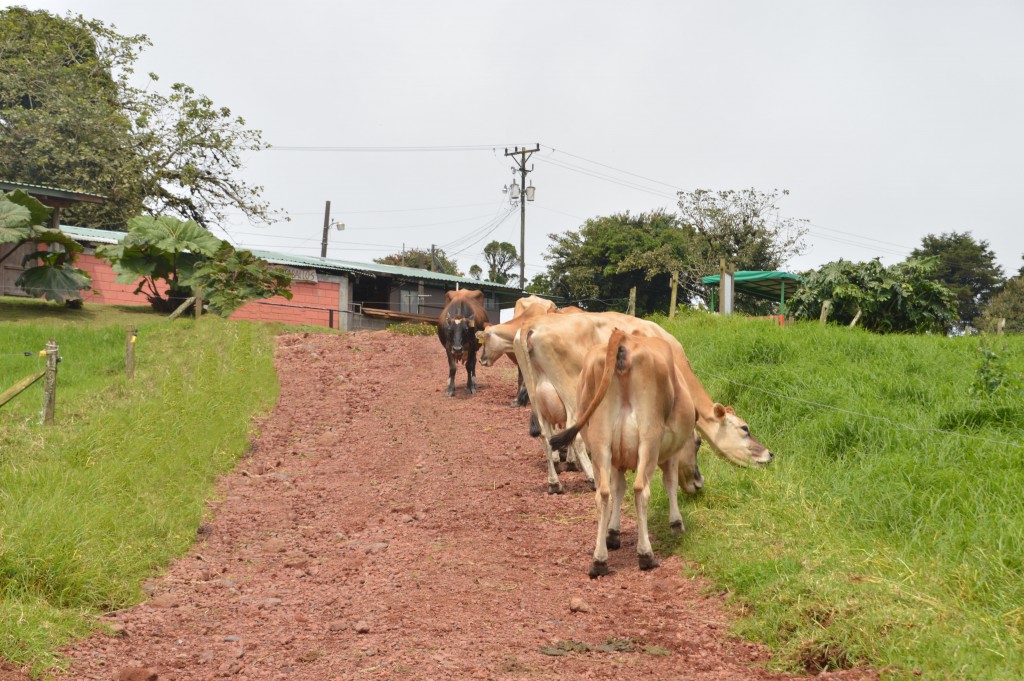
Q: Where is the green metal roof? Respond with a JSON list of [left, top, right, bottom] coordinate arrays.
[[60, 225, 520, 292], [701, 270, 803, 301], [0, 180, 106, 203]]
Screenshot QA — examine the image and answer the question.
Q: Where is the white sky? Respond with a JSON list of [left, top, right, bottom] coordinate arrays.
[[19, 0, 1024, 281]]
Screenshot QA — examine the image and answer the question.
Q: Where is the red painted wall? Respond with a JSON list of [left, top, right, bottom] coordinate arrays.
[[76, 252, 341, 328]]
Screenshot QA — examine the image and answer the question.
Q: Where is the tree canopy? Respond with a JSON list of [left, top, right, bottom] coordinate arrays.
[[0, 7, 275, 231], [788, 258, 957, 333], [482, 240, 519, 285], [532, 210, 690, 314], [374, 247, 460, 276], [979, 276, 1024, 334], [910, 231, 1004, 325]]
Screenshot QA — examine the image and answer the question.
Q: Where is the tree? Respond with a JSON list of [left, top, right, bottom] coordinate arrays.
[[788, 258, 957, 333], [374, 247, 460, 276], [676, 188, 808, 312], [0, 8, 275, 230], [482, 241, 518, 285], [0, 190, 92, 304], [537, 210, 691, 314], [96, 215, 223, 311], [468, 264, 482, 280], [909, 231, 1004, 325], [979, 276, 1024, 334]]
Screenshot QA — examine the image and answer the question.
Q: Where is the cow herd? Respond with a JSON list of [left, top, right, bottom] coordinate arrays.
[[437, 290, 774, 578]]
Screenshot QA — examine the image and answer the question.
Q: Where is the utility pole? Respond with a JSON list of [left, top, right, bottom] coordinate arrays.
[[504, 144, 539, 290], [320, 200, 331, 258]]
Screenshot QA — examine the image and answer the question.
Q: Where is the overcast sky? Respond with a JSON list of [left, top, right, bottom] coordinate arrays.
[[19, 0, 1024, 282]]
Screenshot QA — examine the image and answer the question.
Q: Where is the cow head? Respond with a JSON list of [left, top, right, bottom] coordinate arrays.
[[475, 323, 509, 367], [445, 313, 475, 357], [699, 404, 773, 467]]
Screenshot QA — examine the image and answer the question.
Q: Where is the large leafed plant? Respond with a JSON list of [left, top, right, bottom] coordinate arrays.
[[0, 190, 92, 304], [96, 215, 222, 311]]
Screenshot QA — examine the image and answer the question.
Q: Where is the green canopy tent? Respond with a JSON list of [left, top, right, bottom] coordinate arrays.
[[701, 271, 803, 314]]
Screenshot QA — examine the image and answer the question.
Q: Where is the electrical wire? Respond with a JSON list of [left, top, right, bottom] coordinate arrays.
[[266, 144, 516, 152]]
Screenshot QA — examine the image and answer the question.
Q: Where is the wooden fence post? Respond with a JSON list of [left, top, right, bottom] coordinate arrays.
[[42, 339, 58, 425], [126, 325, 137, 379], [194, 287, 203, 320], [669, 271, 679, 318], [627, 287, 637, 316], [819, 300, 832, 324]]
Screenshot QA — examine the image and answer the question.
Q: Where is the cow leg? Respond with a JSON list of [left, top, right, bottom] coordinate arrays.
[[515, 367, 530, 407], [569, 434, 595, 488], [589, 453, 614, 578], [660, 453, 684, 534], [606, 468, 626, 550], [634, 441, 661, 571], [445, 353, 457, 397], [466, 350, 478, 395]]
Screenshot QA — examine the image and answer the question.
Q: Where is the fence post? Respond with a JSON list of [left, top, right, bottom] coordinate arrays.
[[996, 318, 1006, 335], [42, 339, 58, 425], [819, 300, 832, 325], [194, 287, 203, 320], [627, 287, 637, 316], [126, 324, 137, 379], [668, 271, 679, 318]]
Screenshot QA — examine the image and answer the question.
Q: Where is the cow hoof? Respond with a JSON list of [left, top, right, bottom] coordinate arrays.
[[445, 388, 455, 398], [588, 561, 612, 579], [638, 553, 660, 571], [547, 483, 564, 495], [670, 520, 685, 534], [588, 479, 597, 492], [564, 459, 579, 472], [606, 530, 621, 550]]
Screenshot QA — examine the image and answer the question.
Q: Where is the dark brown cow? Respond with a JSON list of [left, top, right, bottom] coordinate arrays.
[[437, 289, 489, 397]]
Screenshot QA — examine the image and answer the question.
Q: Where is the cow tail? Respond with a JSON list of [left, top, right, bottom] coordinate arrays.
[[549, 328, 627, 451], [528, 410, 542, 437]]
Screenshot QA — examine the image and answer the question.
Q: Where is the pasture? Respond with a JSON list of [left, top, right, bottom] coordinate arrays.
[[653, 312, 1024, 678], [1, 297, 1022, 680]]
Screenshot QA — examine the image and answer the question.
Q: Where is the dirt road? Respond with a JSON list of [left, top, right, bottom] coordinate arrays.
[[48, 330, 874, 680]]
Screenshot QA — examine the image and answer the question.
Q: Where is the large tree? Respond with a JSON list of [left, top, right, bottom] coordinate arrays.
[[0, 8, 274, 230], [482, 240, 519, 285], [676, 188, 808, 312], [535, 210, 691, 314], [909, 231, 1004, 325]]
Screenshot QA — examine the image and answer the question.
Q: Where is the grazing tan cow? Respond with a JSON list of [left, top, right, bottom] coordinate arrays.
[[514, 311, 772, 494], [549, 329, 702, 577]]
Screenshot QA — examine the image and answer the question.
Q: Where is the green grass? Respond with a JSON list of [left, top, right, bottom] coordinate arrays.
[[645, 312, 1024, 679], [0, 298, 279, 674]]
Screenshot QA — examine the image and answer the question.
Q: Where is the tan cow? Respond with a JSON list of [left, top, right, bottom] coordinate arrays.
[[549, 329, 701, 577], [514, 311, 772, 494]]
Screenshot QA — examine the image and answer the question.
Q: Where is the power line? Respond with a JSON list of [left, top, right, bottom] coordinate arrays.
[[267, 144, 515, 152], [542, 145, 685, 191]]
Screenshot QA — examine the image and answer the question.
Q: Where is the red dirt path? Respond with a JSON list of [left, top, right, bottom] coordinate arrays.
[[21, 330, 875, 680]]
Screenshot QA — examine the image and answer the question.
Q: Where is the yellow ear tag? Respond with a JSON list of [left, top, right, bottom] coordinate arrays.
[[469, 320, 475, 328], [39, 350, 46, 357], [131, 336, 137, 344]]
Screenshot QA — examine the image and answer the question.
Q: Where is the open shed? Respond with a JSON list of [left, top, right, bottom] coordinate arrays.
[[702, 270, 803, 314]]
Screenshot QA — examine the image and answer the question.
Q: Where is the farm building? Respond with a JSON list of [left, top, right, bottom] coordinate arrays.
[[59, 225, 522, 330]]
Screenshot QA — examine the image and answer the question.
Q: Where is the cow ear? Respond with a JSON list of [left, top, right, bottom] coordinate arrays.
[[444, 291, 455, 304], [713, 403, 727, 419], [475, 330, 484, 340], [725, 406, 735, 414], [468, 290, 484, 303]]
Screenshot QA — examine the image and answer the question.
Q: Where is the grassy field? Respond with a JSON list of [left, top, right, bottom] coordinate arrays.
[[648, 313, 1024, 680], [0, 298, 280, 674]]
